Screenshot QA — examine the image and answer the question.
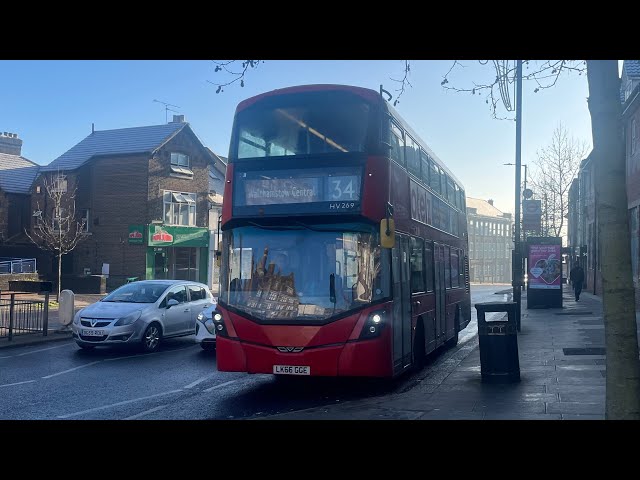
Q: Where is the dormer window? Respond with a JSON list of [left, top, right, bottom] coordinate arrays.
[[170, 152, 193, 176]]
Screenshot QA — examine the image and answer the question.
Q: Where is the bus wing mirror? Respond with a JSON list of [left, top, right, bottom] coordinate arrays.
[[380, 219, 395, 249], [215, 250, 222, 268]]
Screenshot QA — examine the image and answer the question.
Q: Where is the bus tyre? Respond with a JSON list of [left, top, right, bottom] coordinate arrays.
[[413, 320, 426, 371]]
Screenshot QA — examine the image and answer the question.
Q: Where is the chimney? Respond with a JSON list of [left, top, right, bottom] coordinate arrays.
[[0, 132, 22, 155], [487, 199, 494, 206], [171, 114, 186, 123]]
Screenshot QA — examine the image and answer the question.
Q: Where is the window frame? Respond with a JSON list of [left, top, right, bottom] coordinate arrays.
[[410, 236, 426, 294], [163, 190, 197, 226]]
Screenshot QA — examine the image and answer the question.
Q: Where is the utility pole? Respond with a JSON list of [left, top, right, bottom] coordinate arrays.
[[513, 60, 523, 331]]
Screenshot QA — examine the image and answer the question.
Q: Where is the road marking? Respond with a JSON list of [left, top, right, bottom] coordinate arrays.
[[42, 361, 101, 379], [0, 379, 36, 388], [57, 389, 184, 419], [0, 343, 71, 359], [104, 354, 146, 362], [204, 380, 237, 392], [124, 405, 169, 420], [183, 374, 216, 389]]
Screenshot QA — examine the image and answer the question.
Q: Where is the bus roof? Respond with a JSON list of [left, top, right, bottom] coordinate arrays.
[[234, 83, 464, 190], [235, 84, 381, 113]]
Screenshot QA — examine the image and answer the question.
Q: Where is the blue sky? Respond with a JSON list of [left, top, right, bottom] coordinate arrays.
[[1, 60, 610, 215]]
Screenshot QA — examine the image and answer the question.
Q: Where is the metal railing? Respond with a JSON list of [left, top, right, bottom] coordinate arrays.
[[0, 258, 37, 275], [0, 292, 50, 340]]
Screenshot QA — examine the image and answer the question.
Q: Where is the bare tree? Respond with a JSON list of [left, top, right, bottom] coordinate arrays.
[[25, 173, 88, 301], [528, 123, 589, 239]]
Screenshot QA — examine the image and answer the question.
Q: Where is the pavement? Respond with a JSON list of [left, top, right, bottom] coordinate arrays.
[[0, 288, 618, 419], [263, 289, 610, 420], [0, 293, 105, 349]]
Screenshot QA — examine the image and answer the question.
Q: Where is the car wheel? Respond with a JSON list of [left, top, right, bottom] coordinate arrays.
[[201, 343, 216, 351], [141, 323, 162, 353], [78, 344, 95, 350]]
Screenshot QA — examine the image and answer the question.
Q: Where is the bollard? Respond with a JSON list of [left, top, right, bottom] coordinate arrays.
[[58, 290, 75, 332], [475, 302, 520, 384]]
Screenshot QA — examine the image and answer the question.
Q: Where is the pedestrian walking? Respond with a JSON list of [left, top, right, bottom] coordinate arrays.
[[569, 261, 585, 301]]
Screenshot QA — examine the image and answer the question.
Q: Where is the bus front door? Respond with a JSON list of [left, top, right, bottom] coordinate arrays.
[[434, 244, 446, 347], [392, 234, 412, 373]]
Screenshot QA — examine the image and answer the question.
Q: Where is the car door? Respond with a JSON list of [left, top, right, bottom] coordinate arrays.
[[162, 284, 189, 336], [187, 284, 209, 333]]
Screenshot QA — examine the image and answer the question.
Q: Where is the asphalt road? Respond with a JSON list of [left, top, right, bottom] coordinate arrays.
[[0, 284, 509, 419]]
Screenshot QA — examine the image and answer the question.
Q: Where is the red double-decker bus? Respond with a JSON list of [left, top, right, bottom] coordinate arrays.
[[214, 84, 470, 378]]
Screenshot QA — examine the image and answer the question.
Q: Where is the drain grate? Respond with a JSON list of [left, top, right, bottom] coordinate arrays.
[[555, 312, 593, 316], [562, 347, 606, 356]]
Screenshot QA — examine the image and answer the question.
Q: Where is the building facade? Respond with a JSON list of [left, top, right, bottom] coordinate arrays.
[[567, 60, 640, 300], [0, 132, 42, 268], [31, 116, 221, 290], [466, 197, 513, 284]]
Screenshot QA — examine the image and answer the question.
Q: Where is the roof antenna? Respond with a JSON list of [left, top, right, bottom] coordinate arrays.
[[92, 123, 95, 134], [153, 99, 181, 123], [380, 85, 392, 103]]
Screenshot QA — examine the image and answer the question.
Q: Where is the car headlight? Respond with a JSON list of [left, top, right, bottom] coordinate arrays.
[[114, 310, 142, 326], [197, 311, 210, 322], [73, 311, 82, 325]]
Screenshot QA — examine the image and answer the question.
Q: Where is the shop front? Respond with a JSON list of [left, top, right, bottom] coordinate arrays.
[[146, 225, 209, 284]]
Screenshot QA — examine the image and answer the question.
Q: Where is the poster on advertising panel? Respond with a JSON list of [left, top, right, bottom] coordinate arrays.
[[528, 244, 562, 289]]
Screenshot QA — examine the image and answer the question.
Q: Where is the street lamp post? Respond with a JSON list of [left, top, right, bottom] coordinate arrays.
[[513, 60, 523, 330]]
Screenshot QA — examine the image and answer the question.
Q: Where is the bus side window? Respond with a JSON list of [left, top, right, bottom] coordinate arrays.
[[451, 249, 460, 288], [429, 159, 440, 194], [425, 241, 434, 292], [444, 245, 451, 289], [406, 135, 420, 178], [410, 237, 426, 293], [421, 150, 430, 186], [390, 121, 405, 166]]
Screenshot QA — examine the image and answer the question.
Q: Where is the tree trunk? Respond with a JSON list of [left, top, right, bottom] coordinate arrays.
[[57, 253, 62, 303], [587, 60, 640, 419]]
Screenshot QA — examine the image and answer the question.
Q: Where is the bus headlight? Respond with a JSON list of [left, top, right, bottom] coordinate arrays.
[[211, 311, 227, 337], [359, 310, 386, 340]]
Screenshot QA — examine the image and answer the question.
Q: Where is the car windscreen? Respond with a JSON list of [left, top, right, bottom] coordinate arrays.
[[102, 283, 170, 303]]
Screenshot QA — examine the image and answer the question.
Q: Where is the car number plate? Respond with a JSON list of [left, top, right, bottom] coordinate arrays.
[[82, 329, 104, 337], [273, 365, 310, 375]]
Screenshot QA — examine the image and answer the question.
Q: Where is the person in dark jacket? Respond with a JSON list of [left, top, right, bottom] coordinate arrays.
[[569, 262, 585, 301]]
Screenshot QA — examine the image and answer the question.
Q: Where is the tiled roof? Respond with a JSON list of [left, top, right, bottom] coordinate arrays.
[[623, 60, 640, 78], [41, 123, 186, 172], [0, 153, 39, 194], [466, 197, 507, 218]]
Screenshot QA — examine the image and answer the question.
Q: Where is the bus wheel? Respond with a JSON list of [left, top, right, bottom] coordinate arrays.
[[413, 320, 426, 371]]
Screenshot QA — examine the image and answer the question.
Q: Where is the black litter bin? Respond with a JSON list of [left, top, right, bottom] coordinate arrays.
[[475, 302, 520, 384]]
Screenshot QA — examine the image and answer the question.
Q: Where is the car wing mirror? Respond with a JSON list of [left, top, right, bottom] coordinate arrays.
[[167, 299, 179, 308]]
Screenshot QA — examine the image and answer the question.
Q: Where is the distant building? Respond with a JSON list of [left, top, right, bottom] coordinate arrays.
[[466, 197, 513, 283]]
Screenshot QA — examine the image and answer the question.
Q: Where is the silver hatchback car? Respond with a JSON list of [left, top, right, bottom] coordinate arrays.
[[72, 280, 214, 352]]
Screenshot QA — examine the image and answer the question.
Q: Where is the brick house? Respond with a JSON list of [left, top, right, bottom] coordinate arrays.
[[33, 116, 220, 289], [0, 132, 41, 271]]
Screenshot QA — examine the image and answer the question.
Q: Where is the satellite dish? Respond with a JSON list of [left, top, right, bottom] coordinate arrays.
[[523, 188, 534, 199]]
